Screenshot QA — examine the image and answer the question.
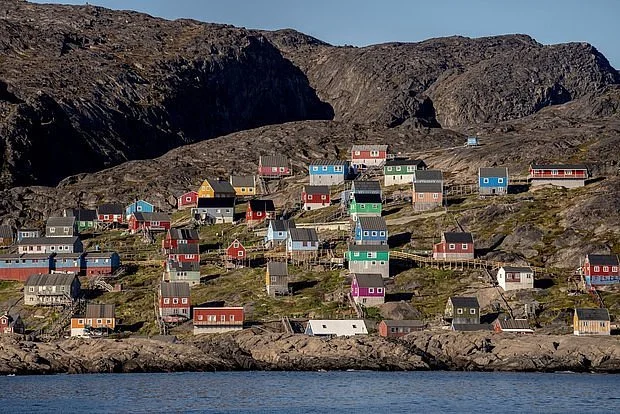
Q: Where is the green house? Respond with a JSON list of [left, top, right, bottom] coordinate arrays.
[[346, 244, 390, 278], [349, 193, 382, 221], [63, 209, 97, 233], [384, 159, 427, 186]]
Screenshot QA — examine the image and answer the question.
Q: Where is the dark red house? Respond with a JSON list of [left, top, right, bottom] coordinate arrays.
[[128, 212, 171, 234], [378, 320, 425, 338], [583, 254, 620, 287], [433, 232, 474, 260], [246, 199, 276, 226], [177, 191, 199, 210], [162, 228, 200, 251], [193, 306, 244, 334], [302, 185, 330, 210], [167, 243, 200, 263], [0, 313, 25, 334], [226, 239, 246, 260], [258, 155, 291, 178], [96, 203, 125, 226], [159, 281, 191, 323]]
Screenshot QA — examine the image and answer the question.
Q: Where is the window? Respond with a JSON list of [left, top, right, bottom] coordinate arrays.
[[97, 319, 102, 324], [551, 170, 558, 176], [369, 288, 375, 293], [186, 196, 192, 202], [78, 319, 84, 324], [363, 231, 369, 236], [322, 166, 328, 171], [198, 315, 203, 321], [230, 315, 235, 321], [221, 315, 226, 322], [367, 252, 377, 258], [457, 309, 463, 314], [233, 241, 239, 248], [371, 231, 377, 236], [483, 178, 489, 184], [272, 167, 278, 172], [238, 251, 244, 257], [279, 167, 285, 172], [308, 194, 313, 200], [63, 227, 70, 234], [418, 193, 424, 199], [106, 319, 112, 324], [407, 166, 415, 172], [613, 266, 618, 272], [390, 327, 397, 333], [498, 178, 504, 183], [29, 287, 34, 292], [449, 243, 455, 250], [603, 266, 609, 272], [594, 266, 600, 272], [387, 166, 393, 172], [470, 309, 476, 314], [104, 215, 109, 220], [312, 166, 319, 171], [208, 315, 217, 322], [360, 204, 365, 209], [379, 231, 385, 237], [380, 261, 386, 265], [462, 243, 468, 250], [50, 227, 56, 233], [353, 252, 360, 257], [321, 195, 326, 200], [241, 188, 246, 192], [354, 151, 360, 156], [352, 324, 357, 329], [257, 211, 262, 216], [565, 170, 572, 175], [377, 288, 383, 293], [370, 150, 379, 157], [433, 193, 439, 199], [172, 298, 178, 304], [373, 204, 378, 209], [181, 298, 188, 304], [137, 205, 143, 211]]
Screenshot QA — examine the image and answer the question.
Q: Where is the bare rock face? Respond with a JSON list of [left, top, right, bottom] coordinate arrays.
[[0, 1, 332, 189]]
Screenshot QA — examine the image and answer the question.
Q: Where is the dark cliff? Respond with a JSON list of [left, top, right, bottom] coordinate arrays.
[[0, 0, 332, 189]]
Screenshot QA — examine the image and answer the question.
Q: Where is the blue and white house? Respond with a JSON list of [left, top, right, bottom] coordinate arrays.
[[125, 200, 155, 220], [286, 228, 319, 259], [354, 217, 388, 246], [264, 219, 296, 249], [308, 160, 352, 186], [478, 167, 509, 196]]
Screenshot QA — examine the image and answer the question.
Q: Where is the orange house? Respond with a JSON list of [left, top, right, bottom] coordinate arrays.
[[71, 304, 115, 337]]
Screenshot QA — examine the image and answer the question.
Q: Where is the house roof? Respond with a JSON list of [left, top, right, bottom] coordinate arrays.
[[452, 323, 491, 331], [288, 228, 318, 242], [267, 261, 288, 276], [97, 203, 124, 215], [382, 320, 426, 328], [479, 167, 508, 178], [169, 228, 199, 241], [160, 281, 190, 297], [449, 296, 480, 308], [269, 219, 296, 232], [126, 199, 153, 208], [170, 243, 200, 255], [413, 170, 443, 181], [348, 244, 389, 253], [352, 193, 382, 204], [443, 232, 474, 244], [18, 228, 39, 233], [18, 236, 80, 245], [495, 318, 533, 331], [306, 319, 368, 336], [0, 253, 53, 260], [196, 197, 236, 209], [83, 251, 118, 259], [230, 175, 255, 187], [25, 273, 77, 287], [303, 185, 329, 195], [260, 155, 289, 168], [46, 216, 75, 227], [500, 266, 534, 273], [168, 260, 200, 272], [353, 273, 384, 288], [413, 182, 442, 193], [357, 216, 387, 231], [309, 159, 348, 166], [133, 212, 170, 222], [54, 253, 84, 259], [384, 159, 426, 167], [249, 199, 275, 212], [0, 225, 13, 239], [65, 208, 97, 222], [85, 304, 115, 319], [352, 180, 381, 192], [586, 254, 619, 266], [531, 164, 588, 170], [205, 178, 235, 194], [575, 308, 610, 321], [351, 144, 388, 152]]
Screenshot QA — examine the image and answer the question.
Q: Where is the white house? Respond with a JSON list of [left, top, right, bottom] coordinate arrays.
[[497, 266, 534, 291], [304, 319, 368, 337]]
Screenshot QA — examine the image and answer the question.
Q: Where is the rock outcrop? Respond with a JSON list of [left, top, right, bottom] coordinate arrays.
[[1, 330, 619, 375]]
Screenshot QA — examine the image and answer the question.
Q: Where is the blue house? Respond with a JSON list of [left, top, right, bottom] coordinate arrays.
[[125, 200, 154, 220], [53, 253, 85, 274], [286, 228, 319, 259], [264, 219, 296, 249], [0, 253, 54, 282], [354, 217, 388, 246], [478, 167, 509, 196], [309, 160, 352, 186]]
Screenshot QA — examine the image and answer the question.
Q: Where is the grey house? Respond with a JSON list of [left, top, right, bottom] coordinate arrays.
[[46, 217, 77, 237], [191, 197, 235, 224], [266, 261, 289, 296], [18, 236, 83, 254], [445, 296, 480, 325], [24, 273, 81, 306]]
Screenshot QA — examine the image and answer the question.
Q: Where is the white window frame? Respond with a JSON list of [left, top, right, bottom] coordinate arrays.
[[363, 231, 369, 236], [483, 178, 489, 184], [370, 150, 379, 157], [367, 252, 377, 259], [498, 178, 504, 184], [312, 166, 319, 171], [371, 231, 378, 237], [433, 193, 438, 199], [594, 266, 600, 272], [238, 251, 244, 257], [457, 308, 463, 314], [172, 298, 178, 304], [377, 288, 383, 293], [462, 243, 468, 250], [565, 170, 572, 175], [449, 243, 455, 250], [354, 150, 360, 156], [322, 166, 328, 171], [418, 193, 424, 199], [181, 298, 188, 304], [551, 170, 558, 176], [369, 288, 375, 293], [603, 266, 609, 272], [163, 298, 170, 304], [387, 166, 393, 172], [470, 309, 476, 315]]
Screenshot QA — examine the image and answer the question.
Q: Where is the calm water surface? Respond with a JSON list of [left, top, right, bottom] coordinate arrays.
[[1, 371, 619, 413]]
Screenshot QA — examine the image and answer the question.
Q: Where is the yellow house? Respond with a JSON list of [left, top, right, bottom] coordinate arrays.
[[230, 175, 257, 197], [573, 308, 610, 336], [71, 304, 116, 337], [198, 178, 236, 198]]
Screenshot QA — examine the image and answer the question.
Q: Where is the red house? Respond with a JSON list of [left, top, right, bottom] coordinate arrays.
[[378, 320, 425, 338], [529, 164, 588, 188], [193, 306, 244, 334], [159, 281, 191, 323], [226, 239, 246, 260], [162, 228, 200, 251], [433, 232, 474, 260], [177, 191, 199, 210], [258, 155, 291, 178], [246, 199, 276, 226], [0, 313, 25, 334], [351, 144, 388, 169], [167, 243, 200, 263], [302, 185, 330, 211], [128, 212, 171, 234], [96, 203, 124, 226], [582, 254, 620, 287]]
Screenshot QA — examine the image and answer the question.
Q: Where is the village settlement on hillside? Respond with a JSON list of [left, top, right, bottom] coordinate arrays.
[[0, 140, 617, 343]]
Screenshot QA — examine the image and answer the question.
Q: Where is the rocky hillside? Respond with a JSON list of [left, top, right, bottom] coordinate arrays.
[[0, 0, 332, 188], [1, 0, 619, 190]]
